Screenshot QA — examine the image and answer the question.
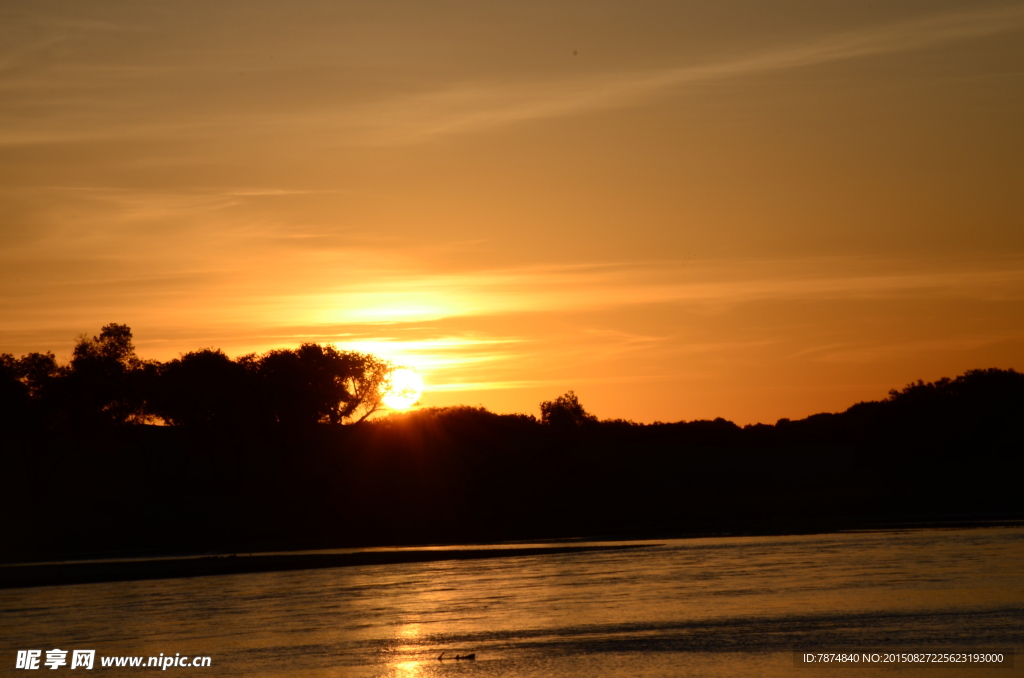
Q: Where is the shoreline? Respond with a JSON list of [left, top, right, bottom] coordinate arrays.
[[0, 544, 653, 590], [4, 517, 1023, 590]]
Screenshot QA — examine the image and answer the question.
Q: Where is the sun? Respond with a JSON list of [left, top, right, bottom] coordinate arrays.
[[382, 367, 424, 410]]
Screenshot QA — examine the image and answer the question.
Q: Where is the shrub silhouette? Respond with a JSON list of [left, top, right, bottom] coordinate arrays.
[[540, 390, 596, 426]]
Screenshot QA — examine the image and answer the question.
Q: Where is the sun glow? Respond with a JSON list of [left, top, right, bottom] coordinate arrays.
[[382, 368, 425, 410]]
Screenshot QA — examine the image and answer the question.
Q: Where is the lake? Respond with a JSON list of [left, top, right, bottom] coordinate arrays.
[[2, 527, 1022, 677]]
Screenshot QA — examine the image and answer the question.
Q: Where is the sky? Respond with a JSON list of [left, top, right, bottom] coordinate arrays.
[[2, 0, 1023, 424]]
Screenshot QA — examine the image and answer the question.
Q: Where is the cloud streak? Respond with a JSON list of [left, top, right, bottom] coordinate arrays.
[[287, 257, 1024, 326], [353, 3, 1024, 144], [3, 3, 1022, 148]]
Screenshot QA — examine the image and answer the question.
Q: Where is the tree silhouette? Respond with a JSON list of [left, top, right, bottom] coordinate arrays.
[[15, 352, 60, 399], [0, 353, 30, 424], [540, 390, 597, 426], [135, 338, 396, 428], [338, 351, 393, 423], [255, 344, 389, 425], [64, 323, 153, 424], [153, 349, 262, 427]]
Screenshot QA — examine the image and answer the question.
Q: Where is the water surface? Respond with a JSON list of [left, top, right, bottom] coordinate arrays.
[[2, 527, 1022, 677]]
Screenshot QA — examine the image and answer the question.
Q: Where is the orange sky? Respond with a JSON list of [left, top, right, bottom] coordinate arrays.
[[2, 1, 1023, 424]]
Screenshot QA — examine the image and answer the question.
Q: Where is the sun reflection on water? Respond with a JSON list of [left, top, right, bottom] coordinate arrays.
[[391, 659, 424, 678]]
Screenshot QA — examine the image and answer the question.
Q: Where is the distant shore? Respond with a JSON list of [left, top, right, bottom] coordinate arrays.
[[0, 543, 655, 590]]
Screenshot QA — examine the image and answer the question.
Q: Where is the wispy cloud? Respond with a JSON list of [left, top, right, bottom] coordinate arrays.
[[796, 332, 1024, 365], [427, 380, 550, 392], [5, 243, 1022, 335], [4, 4, 1021, 148], [279, 257, 1024, 326], [352, 3, 1024, 144]]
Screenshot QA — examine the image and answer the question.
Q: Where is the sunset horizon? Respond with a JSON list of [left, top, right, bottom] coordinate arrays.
[[4, 1, 1023, 426]]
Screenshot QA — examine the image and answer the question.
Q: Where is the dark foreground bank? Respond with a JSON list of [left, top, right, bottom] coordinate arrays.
[[2, 368, 1022, 563]]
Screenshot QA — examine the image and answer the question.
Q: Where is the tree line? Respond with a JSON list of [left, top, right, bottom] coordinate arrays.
[[0, 323, 395, 429], [1, 324, 1022, 560], [2, 322, 1022, 438]]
